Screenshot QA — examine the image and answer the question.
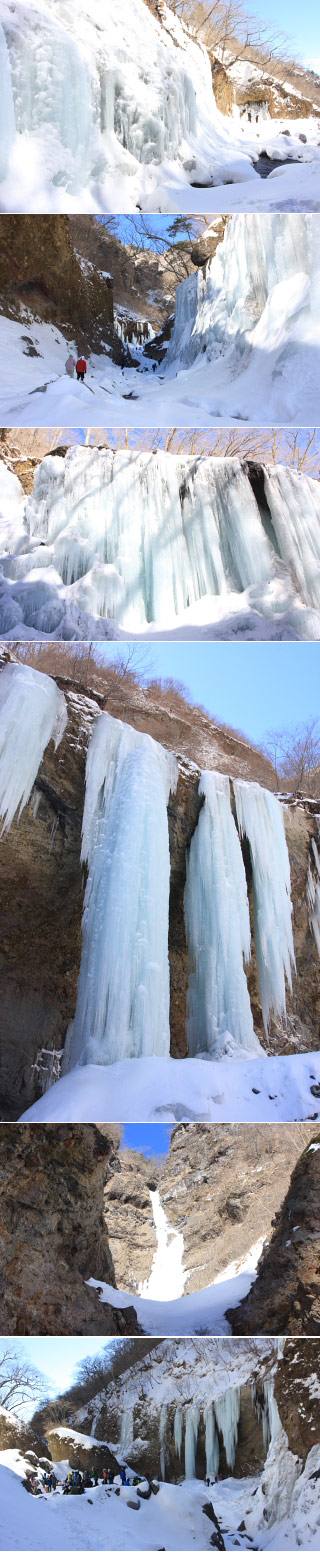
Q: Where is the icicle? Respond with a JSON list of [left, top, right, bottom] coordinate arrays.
[[185, 1405, 200, 1478], [160, 1405, 167, 1480], [262, 1381, 282, 1451], [307, 825, 320, 955], [0, 662, 67, 834], [205, 1404, 219, 1478], [234, 780, 295, 1031], [120, 1409, 134, 1454], [65, 710, 178, 1069], [184, 770, 262, 1058], [214, 1388, 241, 1471], [174, 1407, 183, 1460]]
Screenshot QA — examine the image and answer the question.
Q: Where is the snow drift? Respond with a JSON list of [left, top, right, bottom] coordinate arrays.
[[0, 0, 318, 213], [1, 447, 320, 641]]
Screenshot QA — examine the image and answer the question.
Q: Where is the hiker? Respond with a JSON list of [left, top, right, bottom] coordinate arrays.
[[65, 354, 76, 377], [107, 1469, 114, 1485], [120, 1467, 126, 1485], [93, 1469, 99, 1487], [76, 356, 87, 382]]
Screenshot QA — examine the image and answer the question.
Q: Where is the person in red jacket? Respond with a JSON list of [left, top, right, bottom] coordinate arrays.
[[76, 356, 87, 382]]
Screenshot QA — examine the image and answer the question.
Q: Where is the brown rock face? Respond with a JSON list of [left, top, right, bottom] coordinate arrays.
[[0, 655, 319, 1115], [275, 1339, 320, 1463], [229, 1135, 320, 1333], [0, 1124, 139, 1336], [47, 1430, 120, 1475], [104, 1150, 158, 1294], [0, 216, 114, 354]]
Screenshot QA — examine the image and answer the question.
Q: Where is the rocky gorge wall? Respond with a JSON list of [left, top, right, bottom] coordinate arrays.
[[0, 216, 115, 355], [0, 654, 319, 1117], [229, 1134, 320, 1334]]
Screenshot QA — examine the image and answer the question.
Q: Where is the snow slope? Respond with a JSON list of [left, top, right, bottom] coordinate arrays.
[[20, 1047, 320, 1123], [1, 215, 319, 434], [0, 0, 319, 213], [87, 1238, 263, 1335]]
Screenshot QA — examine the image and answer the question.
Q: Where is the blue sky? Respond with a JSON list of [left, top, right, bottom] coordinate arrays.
[[98, 641, 319, 747], [0, 1338, 114, 1416], [121, 1124, 171, 1154], [243, 0, 319, 66]]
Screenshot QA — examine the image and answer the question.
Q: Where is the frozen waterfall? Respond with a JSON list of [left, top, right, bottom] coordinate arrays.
[[174, 1407, 183, 1461], [234, 780, 295, 1030], [65, 710, 178, 1069], [262, 1381, 282, 1452], [184, 770, 262, 1059], [307, 826, 320, 956], [160, 1405, 167, 1481], [214, 1388, 241, 1471], [205, 1404, 220, 1478], [120, 1409, 134, 1456], [185, 1406, 200, 1479], [2, 447, 320, 639], [0, 662, 67, 833], [139, 1189, 186, 1301]]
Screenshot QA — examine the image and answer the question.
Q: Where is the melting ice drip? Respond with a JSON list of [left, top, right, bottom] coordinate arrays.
[[185, 770, 295, 1054], [139, 1189, 186, 1301], [184, 770, 262, 1058], [3, 448, 320, 638], [65, 710, 178, 1069], [0, 662, 67, 833], [234, 780, 295, 1031]]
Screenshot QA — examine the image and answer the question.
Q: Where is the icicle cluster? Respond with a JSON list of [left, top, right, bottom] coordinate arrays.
[[306, 824, 320, 955], [0, 662, 67, 833], [234, 780, 295, 1031]]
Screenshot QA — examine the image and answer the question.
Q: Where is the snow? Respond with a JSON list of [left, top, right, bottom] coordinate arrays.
[[64, 711, 178, 1069], [0, 661, 67, 831], [139, 1189, 186, 1300], [19, 1047, 320, 1123], [0, 0, 319, 214], [184, 771, 262, 1058], [87, 1235, 262, 1336], [1, 215, 320, 438], [1, 447, 320, 642], [234, 780, 295, 1031]]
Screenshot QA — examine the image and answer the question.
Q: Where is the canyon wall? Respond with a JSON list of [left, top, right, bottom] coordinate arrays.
[[229, 1134, 320, 1334]]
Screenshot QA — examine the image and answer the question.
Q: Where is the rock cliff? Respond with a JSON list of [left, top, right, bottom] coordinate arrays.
[[0, 216, 114, 355], [0, 1124, 139, 1336], [229, 1134, 320, 1333], [0, 654, 319, 1117]]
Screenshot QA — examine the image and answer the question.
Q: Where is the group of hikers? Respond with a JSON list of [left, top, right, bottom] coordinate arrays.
[[23, 1463, 137, 1498], [65, 354, 87, 381]]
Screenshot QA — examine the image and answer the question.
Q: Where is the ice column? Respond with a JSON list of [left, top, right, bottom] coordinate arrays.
[[185, 1406, 200, 1478], [307, 825, 320, 955], [262, 1382, 282, 1451], [205, 1404, 219, 1477], [66, 711, 178, 1068], [0, 663, 67, 833], [234, 780, 295, 1030], [214, 1388, 241, 1471], [160, 1405, 167, 1480], [120, 1409, 134, 1455], [184, 770, 262, 1057], [174, 1407, 183, 1460], [0, 25, 15, 181]]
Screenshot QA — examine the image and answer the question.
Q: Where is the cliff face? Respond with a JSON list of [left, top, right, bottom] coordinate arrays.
[[0, 658, 319, 1117], [229, 1136, 320, 1333], [0, 216, 114, 354], [274, 1338, 320, 1463], [0, 1124, 139, 1336]]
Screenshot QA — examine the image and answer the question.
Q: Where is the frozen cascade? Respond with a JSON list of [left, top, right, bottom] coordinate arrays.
[[0, 24, 15, 182], [65, 710, 178, 1069], [160, 1405, 167, 1481], [3, 447, 320, 638], [306, 824, 320, 955], [262, 1381, 282, 1452], [205, 1404, 220, 1477], [120, 1410, 134, 1455], [139, 1189, 186, 1300], [184, 770, 262, 1058], [185, 1406, 200, 1479], [0, 662, 67, 833], [174, 1407, 183, 1461], [234, 780, 295, 1030], [214, 1388, 241, 1471]]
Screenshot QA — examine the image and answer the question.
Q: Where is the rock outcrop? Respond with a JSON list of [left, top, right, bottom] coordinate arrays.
[[274, 1338, 320, 1462], [0, 216, 114, 355], [229, 1135, 320, 1333], [104, 1150, 158, 1293], [0, 653, 319, 1115], [0, 1124, 139, 1335], [47, 1428, 121, 1475]]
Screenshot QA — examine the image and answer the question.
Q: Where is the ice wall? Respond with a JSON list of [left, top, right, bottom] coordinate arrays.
[[160, 1404, 167, 1481], [66, 710, 178, 1069], [234, 780, 295, 1030], [166, 214, 318, 371], [0, 662, 67, 833], [214, 1388, 241, 1471], [184, 770, 262, 1059], [3, 447, 320, 639]]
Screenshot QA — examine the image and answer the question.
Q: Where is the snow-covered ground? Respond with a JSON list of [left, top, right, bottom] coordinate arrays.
[[0, 214, 320, 431], [2, 445, 320, 643], [20, 1047, 320, 1122], [1, 1441, 320, 1550], [87, 1237, 264, 1335], [0, 0, 319, 214]]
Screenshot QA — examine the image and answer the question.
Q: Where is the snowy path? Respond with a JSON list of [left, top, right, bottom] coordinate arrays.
[[87, 1237, 264, 1335], [20, 1048, 320, 1123]]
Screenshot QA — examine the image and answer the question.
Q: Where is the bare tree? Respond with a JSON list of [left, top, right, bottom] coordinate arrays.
[[0, 1345, 48, 1415], [263, 719, 320, 796]]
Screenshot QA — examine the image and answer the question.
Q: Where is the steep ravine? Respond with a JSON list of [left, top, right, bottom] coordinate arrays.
[[229, 1133, 320, 1333], [0, 654, 319, 1117]]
